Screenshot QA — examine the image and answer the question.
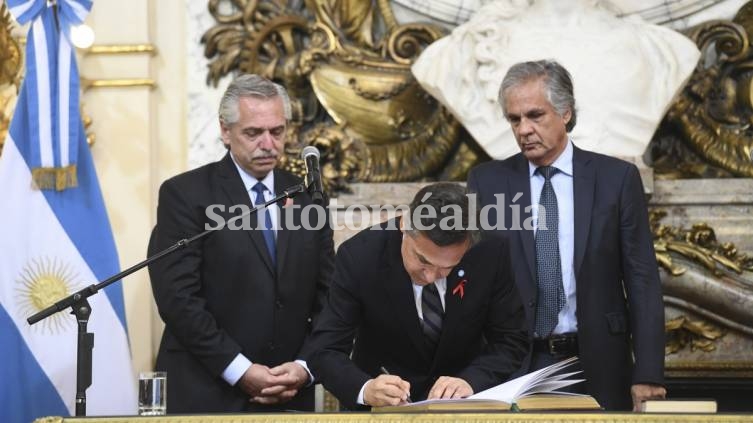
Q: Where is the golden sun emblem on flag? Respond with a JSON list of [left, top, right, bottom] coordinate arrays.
[[16, 257, 82, 333]]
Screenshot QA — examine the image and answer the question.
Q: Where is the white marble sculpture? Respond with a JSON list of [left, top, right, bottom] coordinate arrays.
[[411, 0, 702, 159], [393, 0, 748, 30]]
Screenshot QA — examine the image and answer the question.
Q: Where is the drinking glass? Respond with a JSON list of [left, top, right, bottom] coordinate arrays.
[[138, 371, 166, 416]]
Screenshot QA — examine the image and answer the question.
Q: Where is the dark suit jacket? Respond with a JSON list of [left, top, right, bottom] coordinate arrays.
[[306, 219, 528, 410], [148, 153, 334, 413], [467, 146, 665, 410]]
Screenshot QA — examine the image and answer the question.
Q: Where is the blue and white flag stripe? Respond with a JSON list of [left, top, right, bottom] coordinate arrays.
[[30, 16, 54, 167], [59, 29, 72, 167], [7, 0, 44, 24], [0, 1, 136, 421], [8, 0, 90, 176], [0, 306, 68, 419], [0, 136, 136, 420]]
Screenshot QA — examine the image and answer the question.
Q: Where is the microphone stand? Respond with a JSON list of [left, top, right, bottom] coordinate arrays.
[[27, 182, 308, 416]]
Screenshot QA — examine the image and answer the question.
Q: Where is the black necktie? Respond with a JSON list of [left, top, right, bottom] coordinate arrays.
[[421, 283, 444, 350], [251, 182, 276, 264], [534, 166, 565, 338]]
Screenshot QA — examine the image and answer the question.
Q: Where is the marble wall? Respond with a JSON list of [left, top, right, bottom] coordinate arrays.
[[185, 0, 230, 170]]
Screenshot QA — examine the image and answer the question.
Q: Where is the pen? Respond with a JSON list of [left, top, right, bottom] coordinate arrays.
[[379, 366, 412, 403]]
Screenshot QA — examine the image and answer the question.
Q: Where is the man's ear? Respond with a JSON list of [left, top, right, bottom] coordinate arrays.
[[219, 121, 231, 149], [562, 109, 572, 126]]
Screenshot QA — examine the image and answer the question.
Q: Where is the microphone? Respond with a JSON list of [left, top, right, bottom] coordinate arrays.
[[301, 146, 324, 205]]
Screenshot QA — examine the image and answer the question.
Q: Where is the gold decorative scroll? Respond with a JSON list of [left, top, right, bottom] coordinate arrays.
[[651, 210, 753, 276], [0, 4, 21, 88], [665, 315, 725, 354], [0, 3, 22, 154], [650, 2, 753, 178]]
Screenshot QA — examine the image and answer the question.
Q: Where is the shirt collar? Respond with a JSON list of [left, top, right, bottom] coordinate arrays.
[[414, 278, 446, 289], [528, 138, 574, 178], [230, 152, 275, 193]]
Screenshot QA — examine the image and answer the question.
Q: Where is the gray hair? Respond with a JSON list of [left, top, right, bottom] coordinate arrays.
[[498, 60, 577, 132], [218, 74, 292, 125]]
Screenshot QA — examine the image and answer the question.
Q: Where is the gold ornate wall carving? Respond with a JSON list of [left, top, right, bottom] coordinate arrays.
[[0, 4, 21, 88], [0, 3, 22, 154], [665, 315, 725, 354], [649, 2, 753, 178], [651, 209, 753, 376], [201, 0, 485, 193], [652, 210, 753, 276]]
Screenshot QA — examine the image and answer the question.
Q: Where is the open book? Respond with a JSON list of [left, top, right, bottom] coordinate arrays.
[[373, 356, 601, 412]]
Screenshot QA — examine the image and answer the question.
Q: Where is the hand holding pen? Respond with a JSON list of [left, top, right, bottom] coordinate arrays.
[[380, 367, 412, 403], [363, 366, 412, 406]]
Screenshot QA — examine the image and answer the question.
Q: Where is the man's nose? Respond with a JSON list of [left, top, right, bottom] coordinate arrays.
[[424, 268, 442, 283], [258, 131, 275, 149], [424, 269, 452, 283], [517, 118, 534, 135], [438, 268, 452, 279]]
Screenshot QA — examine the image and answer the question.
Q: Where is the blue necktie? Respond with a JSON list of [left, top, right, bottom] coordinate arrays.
[[251, 182, 276, 264], [534, 166, 565, 338]]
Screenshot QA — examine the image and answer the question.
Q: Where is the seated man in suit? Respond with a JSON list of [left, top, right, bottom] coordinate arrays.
[[307, 182, 528, 409], [149, 74, 334, 413]]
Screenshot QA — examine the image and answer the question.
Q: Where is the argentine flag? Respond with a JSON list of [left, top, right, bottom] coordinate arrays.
[[0, 1, 136, 422]]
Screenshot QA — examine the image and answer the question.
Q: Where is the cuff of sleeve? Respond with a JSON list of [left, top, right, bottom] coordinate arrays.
[[357, 380, 370, 405], [222, 354, 252, 386], [295, 359, 315, 386]]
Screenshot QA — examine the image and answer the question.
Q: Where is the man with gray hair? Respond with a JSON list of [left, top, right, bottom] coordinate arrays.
[[149, 74, 334, 412], [468, 60, 666, 410]]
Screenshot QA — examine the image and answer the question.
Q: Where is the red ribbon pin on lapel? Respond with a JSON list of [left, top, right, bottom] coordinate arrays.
[[452, 269, 467, 299]]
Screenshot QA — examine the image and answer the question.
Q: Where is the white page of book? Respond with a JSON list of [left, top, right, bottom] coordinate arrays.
[[522, 379, 585, 396], [469, 357, 580, 402]]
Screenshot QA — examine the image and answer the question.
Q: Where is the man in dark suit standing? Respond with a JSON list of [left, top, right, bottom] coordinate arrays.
[[308, 183, 528, 409], [149, 74, 334, 413], [468, 60, 666, 411]]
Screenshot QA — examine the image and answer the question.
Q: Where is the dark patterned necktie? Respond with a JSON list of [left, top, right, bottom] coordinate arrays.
[[252, 182, 276, 264], [421, 283, 444, 350], [534, 166, 565, 338]]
